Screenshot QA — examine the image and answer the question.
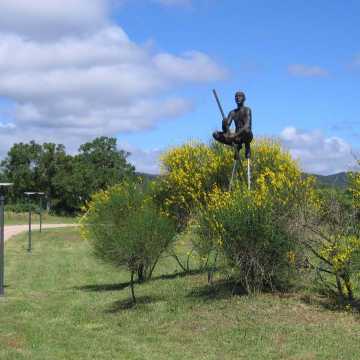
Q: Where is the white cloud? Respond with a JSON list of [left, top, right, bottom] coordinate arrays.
[[280, 127, 357, 175], [123, 143, 163, 174], [288, 64, 328, 77], [0, 0, 111, 40], [0, 1, 226, 162], [154, 51, 226, 83]]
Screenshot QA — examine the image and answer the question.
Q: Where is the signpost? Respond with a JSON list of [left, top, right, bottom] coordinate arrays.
[[0, 183, 13, 297]]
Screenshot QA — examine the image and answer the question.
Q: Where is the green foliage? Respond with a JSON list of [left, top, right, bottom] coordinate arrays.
[[1, 136, 135, 214], [5, 202, 40, 213], [80, 181, 176, 302], [297, 191, 360, 303], [157, 139, 315, 291], [4, 228, 360, 360], [195, 187, 298, 293]]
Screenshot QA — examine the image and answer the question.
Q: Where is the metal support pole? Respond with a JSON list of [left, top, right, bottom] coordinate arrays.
[[39, 196, 42, 233], [0, 195, 5, 296], [247, 158, 251, 191], [28, 199, 32, 252], [229, 159, 238, 192]]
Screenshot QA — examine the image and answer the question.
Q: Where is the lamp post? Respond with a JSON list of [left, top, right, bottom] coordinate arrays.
[[37, 193, 45, 233], [24, 192, 45, 252], [0, 183, 13, 297]]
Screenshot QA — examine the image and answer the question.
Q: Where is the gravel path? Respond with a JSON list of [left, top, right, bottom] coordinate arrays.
[[4, 224, 78, 242]]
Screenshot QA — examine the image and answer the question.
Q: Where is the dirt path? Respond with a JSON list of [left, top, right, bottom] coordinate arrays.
[[4, 224, 78, 242]]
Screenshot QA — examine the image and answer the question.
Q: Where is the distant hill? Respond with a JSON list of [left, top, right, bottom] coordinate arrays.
[[304, 172, 349, 189], [135, 172, 159, 182], [136, 171, 351, 189]]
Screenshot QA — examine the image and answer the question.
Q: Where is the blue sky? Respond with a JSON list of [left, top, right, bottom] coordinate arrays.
[[0, 0, 359, 174], [119, 0, 360, 146]]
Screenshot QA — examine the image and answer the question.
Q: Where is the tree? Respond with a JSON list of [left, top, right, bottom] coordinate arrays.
[[1, 141, 42, 201], [1, 137, 136, 214], [52, 137, 135, 213], [77, 137, 135, 194]]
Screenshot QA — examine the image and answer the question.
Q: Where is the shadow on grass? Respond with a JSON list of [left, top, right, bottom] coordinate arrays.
[[106, 295, 165, 313], [301, 294, 360, 313], [187, 279, 247, 301], [75, 282, 131, 292], [76, 268, 207, 293], [150, 268, 206, 282]]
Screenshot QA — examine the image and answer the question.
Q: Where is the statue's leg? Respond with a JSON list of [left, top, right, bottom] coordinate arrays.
[[213, 131, 234, 146], [233, 131, 253, 159], [245, 142, 251, 159]]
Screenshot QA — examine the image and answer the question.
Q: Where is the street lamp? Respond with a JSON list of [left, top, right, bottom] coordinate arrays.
[[24, 192, 45, 252], [0, 183, 13, 297], [37, 193, 45, 233]]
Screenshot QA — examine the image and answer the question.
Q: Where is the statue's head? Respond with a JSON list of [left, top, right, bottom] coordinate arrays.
[[235, 91, 246, 106]]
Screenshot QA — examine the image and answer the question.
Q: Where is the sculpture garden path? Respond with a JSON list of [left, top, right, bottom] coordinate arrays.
[[4, 224, 78, 241]]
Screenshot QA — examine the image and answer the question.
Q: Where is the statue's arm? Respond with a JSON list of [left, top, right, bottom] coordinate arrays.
[[222, 111, 234, 132], [247, 108, 252, 131]]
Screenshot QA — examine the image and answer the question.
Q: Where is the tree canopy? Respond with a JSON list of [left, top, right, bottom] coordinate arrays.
[[0, 137, 135, 214]]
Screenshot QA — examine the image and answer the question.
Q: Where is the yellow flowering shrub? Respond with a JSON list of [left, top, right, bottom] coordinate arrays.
[[195, 185, 300, 293], [320, 236, 360, 273], [349, 169, 360, 210], [299, 188, 360, 303], [155, 138, 317, 228], [154, 142, 223, 227]]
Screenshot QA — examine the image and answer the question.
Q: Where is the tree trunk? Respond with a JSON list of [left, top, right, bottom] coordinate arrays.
[[172, 253, 188, 273], [137, 263, 145, 283], [335, 273, 345, 303], [130, 271, 136, 304], [343, 276, 354, 302]]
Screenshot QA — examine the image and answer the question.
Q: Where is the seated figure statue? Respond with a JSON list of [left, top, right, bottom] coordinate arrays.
[[213, 91, 253, 159]]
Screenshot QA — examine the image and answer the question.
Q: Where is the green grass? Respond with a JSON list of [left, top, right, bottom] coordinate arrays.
[[4, 211, 76, 225], [1, 228, 360, 359]]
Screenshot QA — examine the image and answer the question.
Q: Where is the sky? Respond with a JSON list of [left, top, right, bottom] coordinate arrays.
[[0, 0, 359, 175]]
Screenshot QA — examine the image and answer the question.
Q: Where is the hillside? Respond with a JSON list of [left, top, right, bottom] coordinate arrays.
[[137, 171, 351, 189], [309, 172, 349, 189]]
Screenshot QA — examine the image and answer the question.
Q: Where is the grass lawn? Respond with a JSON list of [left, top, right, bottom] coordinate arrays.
[[4, 212, 77, 225], [1, 228, 360, 359]]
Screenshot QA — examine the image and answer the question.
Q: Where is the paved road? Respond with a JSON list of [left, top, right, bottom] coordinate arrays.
[[4, 224, 78, 242]]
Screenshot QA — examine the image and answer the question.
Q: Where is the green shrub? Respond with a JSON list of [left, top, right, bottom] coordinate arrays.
[[194, 187, 299, 293], [5, 202, 40, 213], [295, 191, 360, 303], [80, 181, 176, 302]]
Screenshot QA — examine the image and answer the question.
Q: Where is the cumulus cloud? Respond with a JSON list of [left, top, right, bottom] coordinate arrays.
[[0, 0, 112, 41], [123, 143, 163, 174], [0, 0, 226, 165], [280, 127, 357, 175], [288, 64, 328, 77]]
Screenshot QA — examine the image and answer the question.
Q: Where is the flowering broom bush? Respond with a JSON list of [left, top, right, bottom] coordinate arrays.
[[349, 164, 360, 212], [296, 191, 360, 303], [154, 138, 315, 228], [156, 138, 316, 290], [195, 186, 299, 293]]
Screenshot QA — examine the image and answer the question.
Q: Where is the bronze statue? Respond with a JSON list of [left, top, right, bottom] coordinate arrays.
[[213, 91, 253, 159]]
